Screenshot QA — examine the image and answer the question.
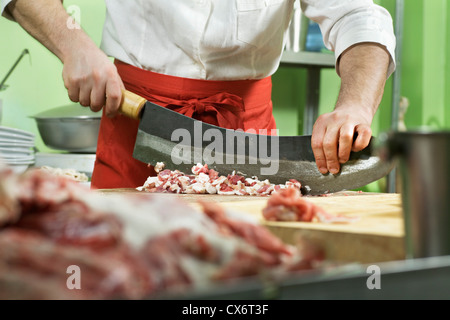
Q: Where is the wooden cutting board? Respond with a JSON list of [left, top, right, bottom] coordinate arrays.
[[97, 189, 406, 264]]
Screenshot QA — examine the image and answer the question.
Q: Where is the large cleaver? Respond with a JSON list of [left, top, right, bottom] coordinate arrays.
[[119, 90, 394, 195]]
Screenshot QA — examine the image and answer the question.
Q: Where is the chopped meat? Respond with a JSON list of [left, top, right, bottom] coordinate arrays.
[[38, 166, 89, 182], [138, 163, 302, 196], [153, 162, 165, 173]]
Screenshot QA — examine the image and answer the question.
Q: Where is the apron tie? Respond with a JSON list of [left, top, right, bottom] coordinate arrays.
[[145, 92, 245, 130]]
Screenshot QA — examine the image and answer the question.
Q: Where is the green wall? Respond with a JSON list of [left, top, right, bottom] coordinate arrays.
[[272, 0, 450, 192], [404, 0, 450, 129], [1, 0, 449, 190], [272, 0, 397, 138], [0, 0, 105, 153], [273, 0, 450, 134]]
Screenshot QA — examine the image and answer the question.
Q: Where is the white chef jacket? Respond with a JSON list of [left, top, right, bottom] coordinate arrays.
[[1, 0, 396, 80]]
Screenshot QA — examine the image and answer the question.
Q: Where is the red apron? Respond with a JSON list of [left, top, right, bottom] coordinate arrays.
[[90, 60, 277, 189]]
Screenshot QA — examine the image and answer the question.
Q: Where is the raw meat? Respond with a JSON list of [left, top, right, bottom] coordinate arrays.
[[15, 201, 123, 251], [138, 163, 302, 196], [0, 228, 152, 299], [38, 166, 89, 182], [262, 187, 359, 223], [0, 162, 323, 299], [200, 200, 292, 256]]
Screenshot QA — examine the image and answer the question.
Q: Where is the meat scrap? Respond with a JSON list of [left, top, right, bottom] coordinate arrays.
[[0, 162, 323, 299], [138, 163, 302, 196], [262, 187, 359, 223], [38, 166, 89, 182]]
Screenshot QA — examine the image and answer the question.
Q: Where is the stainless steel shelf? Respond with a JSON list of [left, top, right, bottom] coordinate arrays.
[[279, 50, 336, 135], [280, 50, 335, 68], [278, 0, 401, 144], [164, 255, 450, 300]]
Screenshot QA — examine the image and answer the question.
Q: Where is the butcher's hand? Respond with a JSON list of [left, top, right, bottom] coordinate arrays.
[[311, 106, 374, 175], [7, 0, 124, 118], [62, 47, 124, 118], [311, 42, 391, 175]]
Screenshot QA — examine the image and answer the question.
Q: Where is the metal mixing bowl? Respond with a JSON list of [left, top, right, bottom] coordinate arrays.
[[30, 104, 101, 153]]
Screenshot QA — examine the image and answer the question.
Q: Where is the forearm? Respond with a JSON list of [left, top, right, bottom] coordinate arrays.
[[7, 0, 97, 63], [7, 0, 123, 115], [336, 42, 391, 120], [311, 42, 391, 174]]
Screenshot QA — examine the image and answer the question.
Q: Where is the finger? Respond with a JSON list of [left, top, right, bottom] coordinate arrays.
[[64, 77, 81, 103], [104, 78, 123, 118], [311, 124, 328, 174], [352, 125, 372, 152], [78, 80, 92, 107], [338, 124, 355, 164], [322, 128, 340, 174], [90, 81, 107, 113]]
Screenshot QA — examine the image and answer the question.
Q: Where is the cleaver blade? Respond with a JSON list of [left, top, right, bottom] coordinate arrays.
[[119, 90, 394, 195]]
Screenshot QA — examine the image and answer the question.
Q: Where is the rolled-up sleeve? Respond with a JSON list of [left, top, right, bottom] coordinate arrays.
[[300, 0, 396, 77], [1, 0, 14, 20]]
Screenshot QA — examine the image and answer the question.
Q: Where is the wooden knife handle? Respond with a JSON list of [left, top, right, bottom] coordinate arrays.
[[119, 89, 146, 120]]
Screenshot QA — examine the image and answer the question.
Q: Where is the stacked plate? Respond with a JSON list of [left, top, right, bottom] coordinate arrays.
[[0, 125, 36, 173]]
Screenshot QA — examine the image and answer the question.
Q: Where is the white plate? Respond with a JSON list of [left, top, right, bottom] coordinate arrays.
[[0, 140, 35, 148], [1, 153, 35, 161], [0, 146, 33, 154], [0, 132, 34, 142], [0, 125, 35, 138], [0, 154, 34, 161], [3, 158, 35, 165], [8, 163, 31, 174]]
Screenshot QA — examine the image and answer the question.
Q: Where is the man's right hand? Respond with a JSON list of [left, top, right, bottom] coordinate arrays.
[[62, 47, 124, 118], [7, 0, 124, 118]]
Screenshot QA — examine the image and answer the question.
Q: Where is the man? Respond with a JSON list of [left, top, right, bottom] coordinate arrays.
[[1, 0, 395, 189]]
